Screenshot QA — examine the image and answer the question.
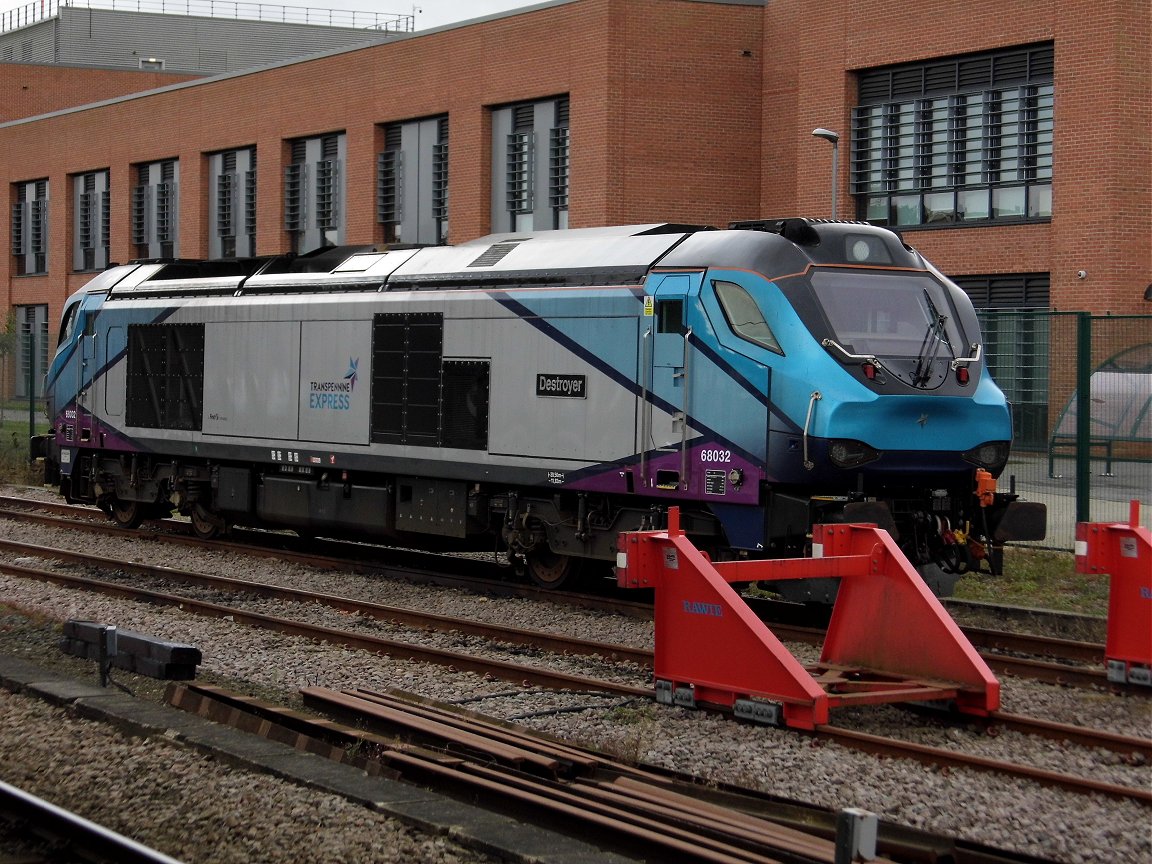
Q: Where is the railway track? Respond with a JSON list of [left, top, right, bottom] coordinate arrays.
[[0, 778, 183, 864], [0, 495, 1123, 685], [0, 530, 1147, 807]]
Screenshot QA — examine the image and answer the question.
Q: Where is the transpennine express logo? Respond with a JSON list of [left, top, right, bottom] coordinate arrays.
[[309, 358, 358, 410]]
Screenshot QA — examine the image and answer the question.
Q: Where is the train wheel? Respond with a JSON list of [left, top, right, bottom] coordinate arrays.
[[190, 503, 223, 540], [526, 548, 581, 589], [108, 497, 143, 529]]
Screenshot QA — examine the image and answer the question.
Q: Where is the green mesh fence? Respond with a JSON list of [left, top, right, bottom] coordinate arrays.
[[978, 310, 1152, 550]]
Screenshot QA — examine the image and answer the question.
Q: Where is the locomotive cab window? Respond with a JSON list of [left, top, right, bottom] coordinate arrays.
[[712, 280, 782, 354], [57, 303, 79, 347], [656, 299, 685, 335], [812, 270, 965, 358]]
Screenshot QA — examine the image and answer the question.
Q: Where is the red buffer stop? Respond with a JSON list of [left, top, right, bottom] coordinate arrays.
[[616, 508, 1000, 730]]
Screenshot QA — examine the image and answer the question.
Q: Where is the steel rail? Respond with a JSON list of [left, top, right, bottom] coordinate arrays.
[[814, 725, 1152, 805], [984, 711, 1152, 761], [3, 530, 1147, 812], [0, 498, 1114, 672], [0, 779, 185, 864], [176, 683, 1126, 864], [0, 535, 653, 668], [1, 523, 1147, 750], [5, 547, 1149, 802], [0, 557, 651, 697], [179, 684, 874, 864], [0, 499, 651, 616], [0, 529, 1124, 702]]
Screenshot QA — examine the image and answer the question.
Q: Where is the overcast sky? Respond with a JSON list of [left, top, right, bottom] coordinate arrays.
[[411, 1, 541, 30]]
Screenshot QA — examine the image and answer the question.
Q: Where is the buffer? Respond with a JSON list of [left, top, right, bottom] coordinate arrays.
[[616, 508, 999, 730]]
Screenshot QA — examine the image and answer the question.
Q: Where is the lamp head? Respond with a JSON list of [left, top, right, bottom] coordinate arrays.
[[811, 127, 840, 144]]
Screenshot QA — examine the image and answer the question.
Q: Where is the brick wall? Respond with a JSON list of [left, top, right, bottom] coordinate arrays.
[[1, 0, 1148, 333], [0, 63, 200, 122], [761, 0, 1150, 314]]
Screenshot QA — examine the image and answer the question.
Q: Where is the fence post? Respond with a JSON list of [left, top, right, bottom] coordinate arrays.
[[1074, 312, 1092, 523], [26, 325, 35, 463]]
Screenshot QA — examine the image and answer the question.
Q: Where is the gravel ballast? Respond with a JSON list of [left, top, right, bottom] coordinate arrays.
[[0, 489, 1149, 864]]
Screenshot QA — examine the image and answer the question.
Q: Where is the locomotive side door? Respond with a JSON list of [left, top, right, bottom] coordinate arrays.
[[75, 309, 97, 444], [641, 273, 701, 492]]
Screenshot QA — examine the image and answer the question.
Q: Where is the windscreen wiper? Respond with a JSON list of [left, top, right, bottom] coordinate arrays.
[[912, 288, 953, 387]]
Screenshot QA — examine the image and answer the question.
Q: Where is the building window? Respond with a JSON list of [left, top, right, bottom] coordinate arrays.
[[956, 272, 1050, 448], [208, 147, 256, 259], [73, 170, 110, 272], [506, 104, 535, 230], [285, 133, 344, 253], [548, 96, 569, 229], [11, 180, 48, 276], [852, 44, 1053, 227], [491, 95, 570, 233], [16, 304, 48, 399], [377, 117, 448, 245], [132, 159, 179, 258]]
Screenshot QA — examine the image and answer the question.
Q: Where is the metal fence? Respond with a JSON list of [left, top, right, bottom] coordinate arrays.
[[979, 310, 1152, 550], [1, 0, 414, 35]]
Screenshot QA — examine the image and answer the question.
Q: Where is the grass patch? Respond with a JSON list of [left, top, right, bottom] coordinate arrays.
[[953, 546, 1109, 616], [0, 414, 48, 486]]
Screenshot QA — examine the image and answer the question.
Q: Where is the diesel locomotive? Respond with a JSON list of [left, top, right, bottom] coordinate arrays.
[[33, 219, 1045, 601]]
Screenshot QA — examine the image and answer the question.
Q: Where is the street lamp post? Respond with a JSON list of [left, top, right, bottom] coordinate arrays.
[[811, 127, 840, 219]]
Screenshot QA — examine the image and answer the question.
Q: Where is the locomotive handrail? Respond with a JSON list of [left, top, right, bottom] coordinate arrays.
[[680, 326, 693, 490], [640, 326, 652, 487], [802, 391, 822, 470], [949, 342, 982, 369], [819, 337, 883, 368], [822, 336, 981, 370]]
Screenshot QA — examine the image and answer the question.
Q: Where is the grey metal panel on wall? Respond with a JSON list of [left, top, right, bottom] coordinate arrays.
[[0, 20, 56, 63], [398, 117, 443, 246], [51, 7, 392, 72], [490, 97, 566, 234]]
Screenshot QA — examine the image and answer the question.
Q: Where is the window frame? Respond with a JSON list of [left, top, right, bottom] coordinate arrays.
[[852, 44, 1053, 229], [711, 279, 783, 356]]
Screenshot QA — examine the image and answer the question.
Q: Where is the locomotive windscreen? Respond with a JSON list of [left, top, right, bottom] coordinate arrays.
[[811, 270, 968, 388]]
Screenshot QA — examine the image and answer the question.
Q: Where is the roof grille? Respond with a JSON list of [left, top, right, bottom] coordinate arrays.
[[468, 242, 520, 268]]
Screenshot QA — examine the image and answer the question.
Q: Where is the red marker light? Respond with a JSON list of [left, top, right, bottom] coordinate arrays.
[[956, 366, 970, 385], [862, 363, 877, 380]]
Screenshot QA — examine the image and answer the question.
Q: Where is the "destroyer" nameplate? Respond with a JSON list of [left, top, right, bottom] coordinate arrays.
[[536, 373, 587, 398]]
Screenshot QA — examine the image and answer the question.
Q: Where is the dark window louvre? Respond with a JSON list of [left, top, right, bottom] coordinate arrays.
[[284, 163, 306, 231], [126, 323, 205, 430], [512, 104, 534, 130], [950, 272, 1050, 309], [441, 360, 489, 450], [384, 124, 402, 150], [370, 312, 444, 446], [858, 43, 1053, 104], [131, 186, 149, 245], [377, 150, 401, 224]]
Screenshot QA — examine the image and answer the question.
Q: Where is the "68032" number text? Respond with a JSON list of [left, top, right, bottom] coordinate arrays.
[[699, 449, 731, 463]]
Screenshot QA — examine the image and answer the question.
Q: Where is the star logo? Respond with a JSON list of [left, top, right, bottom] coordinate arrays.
[[344, 357, 359, 391]]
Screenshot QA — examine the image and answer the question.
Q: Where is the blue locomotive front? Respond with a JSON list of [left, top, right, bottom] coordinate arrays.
[[32, 219, 1045, 599]]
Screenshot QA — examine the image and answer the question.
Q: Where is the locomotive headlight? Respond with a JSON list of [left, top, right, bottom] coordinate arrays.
[[962, 441, 1010, 472], [828, 439, 881, 469]]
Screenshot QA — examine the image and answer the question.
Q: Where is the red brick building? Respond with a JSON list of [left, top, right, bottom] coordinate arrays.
[[1, 0, 1149, 395]]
